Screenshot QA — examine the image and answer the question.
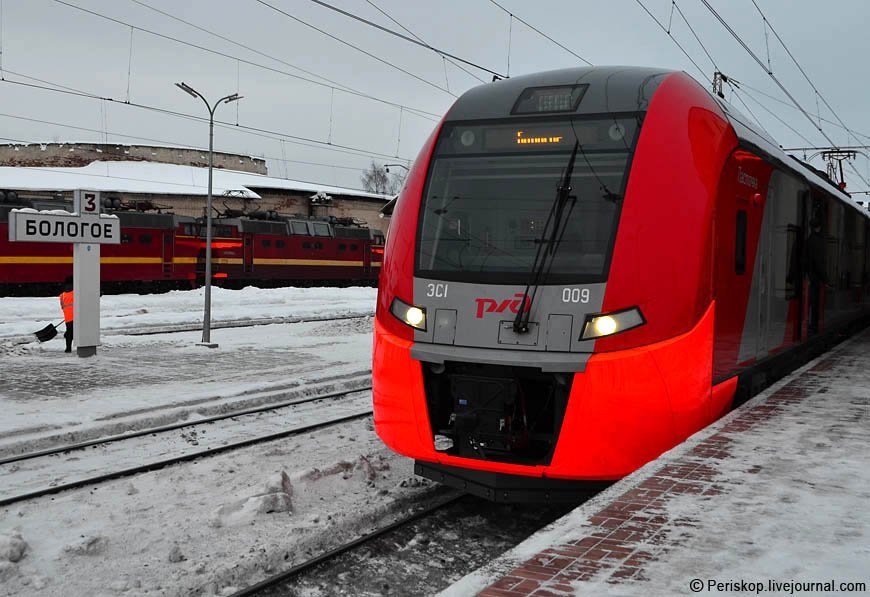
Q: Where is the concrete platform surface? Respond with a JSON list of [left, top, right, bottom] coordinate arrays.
[[444, 328, 870, 596]]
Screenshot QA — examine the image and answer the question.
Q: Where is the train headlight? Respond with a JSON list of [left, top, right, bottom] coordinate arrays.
[[390, 297, 427, 331], [581, 307, 645, 340]]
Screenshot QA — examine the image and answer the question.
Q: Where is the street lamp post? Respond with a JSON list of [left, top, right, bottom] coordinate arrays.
[[175, 82, 243, 348]]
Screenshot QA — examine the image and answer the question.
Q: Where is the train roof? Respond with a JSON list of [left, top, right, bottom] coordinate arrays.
[[446, 65, 867, 216], [445, 66, 673, 122], [0, 160, 391, 202]]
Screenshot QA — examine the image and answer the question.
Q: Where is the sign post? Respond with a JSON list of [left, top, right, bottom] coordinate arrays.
[[8, 190, 120, 357]]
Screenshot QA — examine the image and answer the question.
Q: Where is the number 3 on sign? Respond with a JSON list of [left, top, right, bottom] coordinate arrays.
[[426, 283, 448, 298], [562, 288, 590, 303], [84, 193, 97, 213]]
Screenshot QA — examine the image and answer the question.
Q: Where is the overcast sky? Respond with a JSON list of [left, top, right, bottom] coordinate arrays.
[[1, 0, 869, 192]]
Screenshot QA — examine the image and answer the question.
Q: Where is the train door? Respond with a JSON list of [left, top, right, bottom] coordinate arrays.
[[162, 232, 173, 277], [754, 189, 773, 358], [243, 234, 254, 274], [762, 172, 804, 352], [738, 169, 803, 360]]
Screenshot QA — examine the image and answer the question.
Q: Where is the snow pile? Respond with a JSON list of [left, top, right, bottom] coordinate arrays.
[[209, 471, 295, 528], [0, 531, 28, 563]]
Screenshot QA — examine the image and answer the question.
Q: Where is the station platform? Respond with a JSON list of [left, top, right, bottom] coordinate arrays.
[[444, 327, 870, 596]]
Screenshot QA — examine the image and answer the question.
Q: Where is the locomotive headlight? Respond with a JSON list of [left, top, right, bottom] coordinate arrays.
[[581, 307, 645, 340], [390, 297, 427, 331]]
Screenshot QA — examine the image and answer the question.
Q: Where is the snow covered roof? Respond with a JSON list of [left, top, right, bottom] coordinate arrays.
[[0, 161, 391, 202]]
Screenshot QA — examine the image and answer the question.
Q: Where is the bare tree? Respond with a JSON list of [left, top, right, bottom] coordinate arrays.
[[387, 169, 407, 195], [361, 162, 390, 194]]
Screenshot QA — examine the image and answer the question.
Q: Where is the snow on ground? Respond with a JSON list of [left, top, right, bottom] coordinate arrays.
[[0, 287, 377, 456], [0, 416, 441, 596], [0, 285, 377, 337], [0, 287, 445, 596]]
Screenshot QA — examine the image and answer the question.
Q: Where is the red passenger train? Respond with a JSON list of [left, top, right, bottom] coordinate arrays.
[[0, 196, 384, 296], [372, 66, 870, 501]]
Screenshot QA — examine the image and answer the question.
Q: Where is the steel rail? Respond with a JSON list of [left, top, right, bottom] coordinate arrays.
[[0, 394, 373, 507], [229, 492, 466, 597], [0, 381, 371, 467]]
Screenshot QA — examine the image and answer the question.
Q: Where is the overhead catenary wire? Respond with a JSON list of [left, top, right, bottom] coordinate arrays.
[[0, 70, 413, 164], [50, 0, 440, 121], [303, 0, 503, 79], [733, 79, 870, 143], [487, 0, 593, 66], [748, 0, 870, 187], [699, 0, 870, 189], [665, 0, 772, 136], [363, 0, 485, 84], [632, 0, 710, 83], [252, 0, 457, 96], [0, 111, 371, 172]]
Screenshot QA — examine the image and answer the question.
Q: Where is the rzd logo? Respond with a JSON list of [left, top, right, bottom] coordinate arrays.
[[475, 294, 530, 318]]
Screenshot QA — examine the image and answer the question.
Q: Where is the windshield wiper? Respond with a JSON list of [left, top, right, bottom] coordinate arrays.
[[512, 141, 580, 334]]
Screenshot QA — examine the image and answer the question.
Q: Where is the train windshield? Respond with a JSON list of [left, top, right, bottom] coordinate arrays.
[[417, 116, 639, 284]]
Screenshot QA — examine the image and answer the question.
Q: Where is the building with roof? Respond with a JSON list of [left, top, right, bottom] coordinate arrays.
[[0, 144, 391, 234]]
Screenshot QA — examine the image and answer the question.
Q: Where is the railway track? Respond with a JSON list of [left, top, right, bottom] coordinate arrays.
[[0, 386, 374, 508], [230, 491, 589, 597]]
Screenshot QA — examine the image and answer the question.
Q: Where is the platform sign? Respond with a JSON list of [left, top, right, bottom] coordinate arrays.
[[8, 211, 120, 244], [7, 190, 118, 358]]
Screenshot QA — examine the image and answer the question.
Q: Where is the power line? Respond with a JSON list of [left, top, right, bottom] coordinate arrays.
[[487, 0, 592, 66], [729, 83, 815, 145], [632, 0, 710, 83], [252, 0, 457, 96], [664, 1, 772, 136], [305, 0, 504, 78], [699, 0, 870, 189], [747, 0, 870, 189], [699, 0, 829, 144], [0, 71, 413, 163], [731, 79, 870, 143], [782, 145, 870, 152], [50, 0, 440, 121], [0, 111, 370, 172], [363, 0, 485, 84]]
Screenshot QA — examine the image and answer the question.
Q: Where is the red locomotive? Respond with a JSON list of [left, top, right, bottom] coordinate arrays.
[[0, 194, 384, 295], [372, 66, 870, 501]]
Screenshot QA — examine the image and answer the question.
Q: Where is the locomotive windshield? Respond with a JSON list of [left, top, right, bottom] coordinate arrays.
[[416, 116, 639, 284]]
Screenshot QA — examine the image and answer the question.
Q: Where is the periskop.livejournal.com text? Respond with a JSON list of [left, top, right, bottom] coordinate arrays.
[[689, 579, 867, 594]]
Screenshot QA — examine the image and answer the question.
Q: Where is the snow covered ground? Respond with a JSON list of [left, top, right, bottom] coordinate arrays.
[[0, 287, 454, 596], [0, 286, 377, 337], [0, 287, 377, 456], [0, 416, 441, 596]]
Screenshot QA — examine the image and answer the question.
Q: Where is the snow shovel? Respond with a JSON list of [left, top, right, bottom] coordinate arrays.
[[34, 321, 64, 343]]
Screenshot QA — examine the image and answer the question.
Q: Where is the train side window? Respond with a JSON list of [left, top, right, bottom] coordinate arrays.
[[262, 239, 272, 248], [350, 243, 358, 251], [338, 243, 346, 251], [276, 240, 285, 249], [314, 242, 323, 249], [312, 223, 331, 237], [139, 234, 152, 245], [121, 234, 133, 244], [302, 242, 312, 249], [735, 210, 747, 275], [291, 222, 310, 236]]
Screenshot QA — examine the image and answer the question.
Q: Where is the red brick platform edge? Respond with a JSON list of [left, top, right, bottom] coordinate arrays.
[[475, 352, 841, 597]]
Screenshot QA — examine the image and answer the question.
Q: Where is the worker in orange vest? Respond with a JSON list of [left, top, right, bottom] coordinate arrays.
[[59, 277, 74, 353]]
